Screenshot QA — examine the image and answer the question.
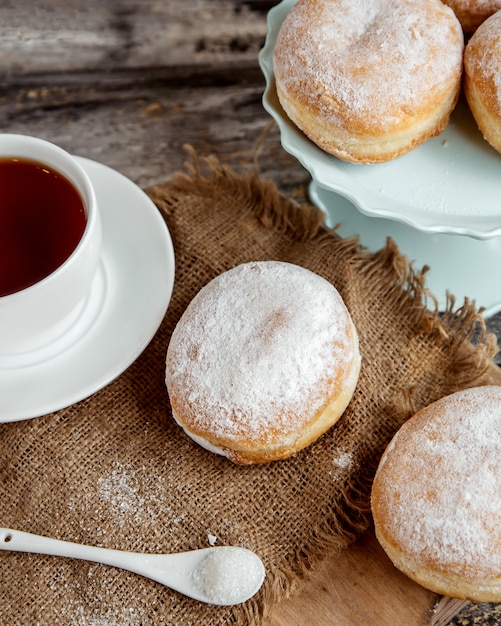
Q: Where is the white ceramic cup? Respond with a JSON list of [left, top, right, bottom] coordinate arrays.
[[0, 134, 102, 355]]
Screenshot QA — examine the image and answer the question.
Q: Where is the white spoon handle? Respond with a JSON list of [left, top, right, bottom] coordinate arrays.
[[0, 527, 139, 570], [0, 527, 192, 590], [0, 527, 204, 586]]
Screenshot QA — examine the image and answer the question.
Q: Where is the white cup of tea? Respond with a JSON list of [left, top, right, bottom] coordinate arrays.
[[0, 134, 102, 355]]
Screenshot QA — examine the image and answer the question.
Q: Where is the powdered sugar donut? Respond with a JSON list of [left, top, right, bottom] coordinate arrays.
[[442, 0, 501, 33], [273, 0, 464, 163], [165, 261, 361, 464], [371, 386, 501, 601], [464, 11, 501, 155]]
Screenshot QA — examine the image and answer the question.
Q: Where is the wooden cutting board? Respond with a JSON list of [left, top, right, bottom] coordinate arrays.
[[267, 527, 437, 626]]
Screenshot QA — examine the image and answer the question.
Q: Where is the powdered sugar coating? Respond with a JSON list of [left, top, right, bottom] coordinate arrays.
[[373, 386, 501, 579], [465, 11, 501, 114], [165, 261, 358, 447], [273, 0, 463, 133]]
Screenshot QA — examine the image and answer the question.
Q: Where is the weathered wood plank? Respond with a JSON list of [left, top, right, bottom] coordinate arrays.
[[0, 1, 308, 196], [0, 1, 274, 77]]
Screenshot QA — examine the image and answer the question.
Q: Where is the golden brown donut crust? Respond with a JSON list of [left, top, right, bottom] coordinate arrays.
[[273, 0, 464, 164], [442, 0, 501, 33], [464, 11, 501, 155], [165, 261, 361, 464], [371, 386, 501, 602]]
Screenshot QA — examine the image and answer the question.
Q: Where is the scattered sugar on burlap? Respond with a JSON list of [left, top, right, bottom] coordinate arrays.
[[1, 150, 500, 625]]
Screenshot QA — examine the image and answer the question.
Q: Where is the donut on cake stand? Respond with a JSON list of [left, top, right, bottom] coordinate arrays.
[[259, 0, 501, 315]]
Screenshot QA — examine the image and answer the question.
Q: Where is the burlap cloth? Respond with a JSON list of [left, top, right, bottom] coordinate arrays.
[[1, 151, 500, 626]]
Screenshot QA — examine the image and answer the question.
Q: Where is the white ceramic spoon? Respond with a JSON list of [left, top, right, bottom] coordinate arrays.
[[0, 527, 265, 606]]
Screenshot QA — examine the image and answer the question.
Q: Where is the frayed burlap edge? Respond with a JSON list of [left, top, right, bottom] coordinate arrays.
[[147, 148, 501, 625]]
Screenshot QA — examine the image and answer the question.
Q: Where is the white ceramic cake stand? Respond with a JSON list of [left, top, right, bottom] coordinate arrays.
[[259, 0, 501, 315]]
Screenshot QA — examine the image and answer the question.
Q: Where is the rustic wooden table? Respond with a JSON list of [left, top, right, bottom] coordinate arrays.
[[1, 2, 500, 624]]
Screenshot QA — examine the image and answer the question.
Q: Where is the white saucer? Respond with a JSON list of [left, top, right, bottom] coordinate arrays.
[[259, 0, 501, 239], [0, 156, 175, 422], [311, 182, 501, 316]]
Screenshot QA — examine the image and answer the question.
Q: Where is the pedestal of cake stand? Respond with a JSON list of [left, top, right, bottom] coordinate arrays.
[[310, 182, 501, 316]]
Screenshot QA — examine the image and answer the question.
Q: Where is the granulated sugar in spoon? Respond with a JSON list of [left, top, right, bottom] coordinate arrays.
[[0, 527, 265, 606]]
